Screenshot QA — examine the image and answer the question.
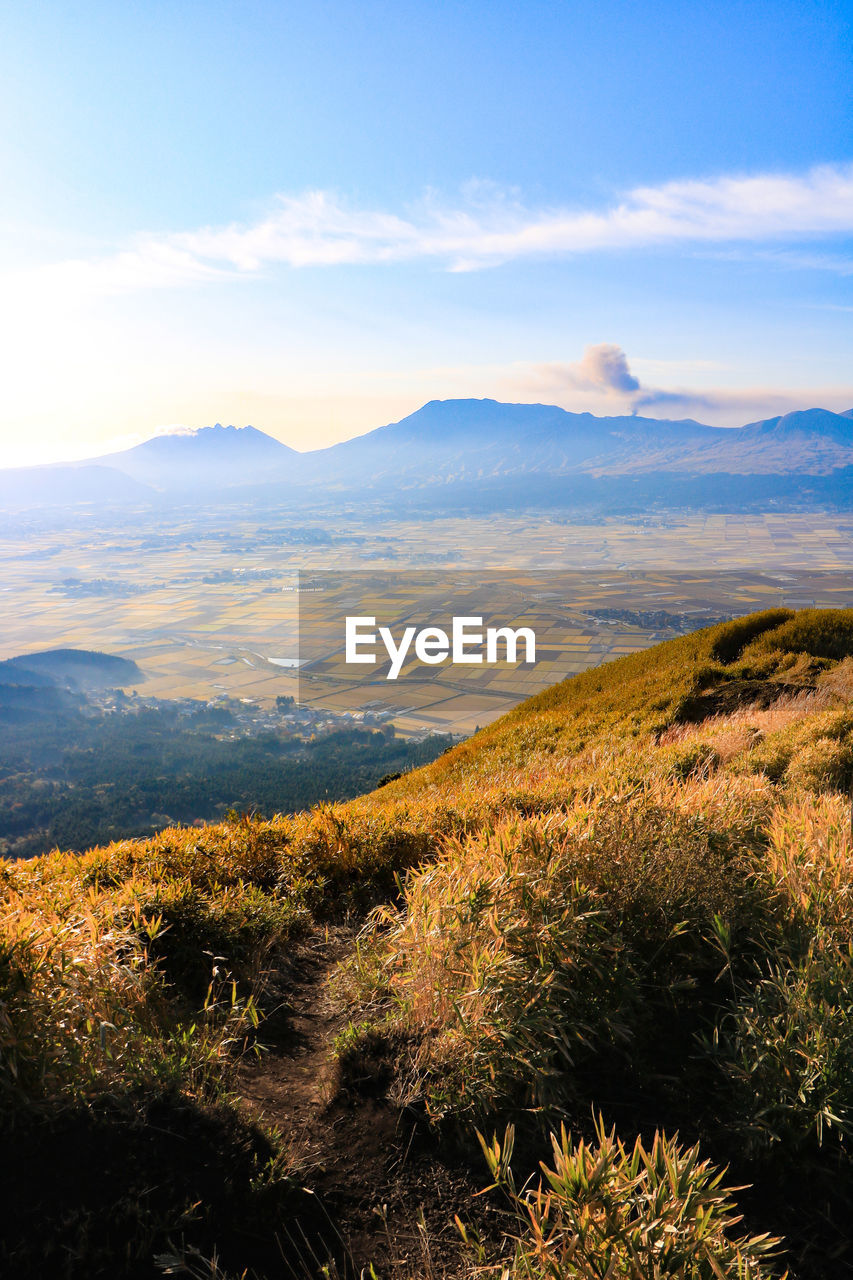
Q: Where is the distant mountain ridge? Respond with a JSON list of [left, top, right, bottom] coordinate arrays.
[[598, 407, 853, 477], [4, 400, 853, 509], [293, 400, 725, 487]]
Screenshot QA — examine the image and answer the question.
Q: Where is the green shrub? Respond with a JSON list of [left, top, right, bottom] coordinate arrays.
[[661, 740, 722, 781], [736, 738, 794, 782], [710, 610, 794, 664], [708, 936, 853, 1158], [786, 736, 853, 796], [746, 609, 853, 663], [366, 802, 753, 1120], [472, 1119, 781, 1278]]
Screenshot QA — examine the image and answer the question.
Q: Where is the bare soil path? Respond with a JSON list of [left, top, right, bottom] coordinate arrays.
[[236, 930, 486, 1279]]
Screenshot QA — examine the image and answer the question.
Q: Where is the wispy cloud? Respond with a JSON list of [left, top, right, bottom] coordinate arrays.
[[8, 162, 853, 299], [707, 246, 853, 275]]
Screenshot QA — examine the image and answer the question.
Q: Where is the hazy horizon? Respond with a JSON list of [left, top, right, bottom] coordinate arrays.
[[8, 386, 853, 473]]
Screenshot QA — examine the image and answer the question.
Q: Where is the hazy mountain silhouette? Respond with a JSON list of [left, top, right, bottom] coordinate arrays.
[[96, 424, 298, 491], [4, 401, 853, 509], [598, 407, 853, 477], [294, 399, 723, 487]]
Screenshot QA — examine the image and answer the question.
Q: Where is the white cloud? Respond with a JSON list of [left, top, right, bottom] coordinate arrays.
[[5, 162, 853, 302]]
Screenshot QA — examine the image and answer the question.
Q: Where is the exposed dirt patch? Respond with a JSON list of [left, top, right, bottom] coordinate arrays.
[[239, 932, 351, 1150], [237, 931, 491, 1278]]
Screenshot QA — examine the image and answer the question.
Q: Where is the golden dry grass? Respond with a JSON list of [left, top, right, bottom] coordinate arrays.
[[4, 607, 853, 1277]]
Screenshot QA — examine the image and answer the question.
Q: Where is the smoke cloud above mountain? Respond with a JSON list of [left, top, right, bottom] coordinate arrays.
[[528, 344, 647, 403], [566, 344, 641, 394], [499, 346, 853, 426]]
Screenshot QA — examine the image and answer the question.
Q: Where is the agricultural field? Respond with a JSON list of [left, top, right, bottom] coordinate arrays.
[[2, 504, 853, 732], [296, 565, 853, 732]]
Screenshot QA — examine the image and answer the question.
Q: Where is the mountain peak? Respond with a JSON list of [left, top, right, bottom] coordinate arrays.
[[745, 407, 853, 440], [156, 422, 272, 442], [95, 422, 297, 492]]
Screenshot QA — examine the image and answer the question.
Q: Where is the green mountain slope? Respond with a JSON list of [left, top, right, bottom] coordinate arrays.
[[3, 607, 853, 1277]]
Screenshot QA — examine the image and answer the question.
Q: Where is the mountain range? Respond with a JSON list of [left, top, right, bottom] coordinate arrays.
[[4, 400, 853, 510]]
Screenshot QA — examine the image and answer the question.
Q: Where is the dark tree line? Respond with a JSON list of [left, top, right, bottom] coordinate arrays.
[[0, 689, 452, 859]]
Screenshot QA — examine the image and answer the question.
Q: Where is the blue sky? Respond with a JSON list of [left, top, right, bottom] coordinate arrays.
[[1, 0, 852, 464]]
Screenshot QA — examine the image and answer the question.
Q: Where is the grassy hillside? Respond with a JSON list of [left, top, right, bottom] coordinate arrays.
[[4, 607, 853, 1277]]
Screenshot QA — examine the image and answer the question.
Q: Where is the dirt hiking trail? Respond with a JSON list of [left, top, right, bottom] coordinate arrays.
[[236, 930, 489, 1279]]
